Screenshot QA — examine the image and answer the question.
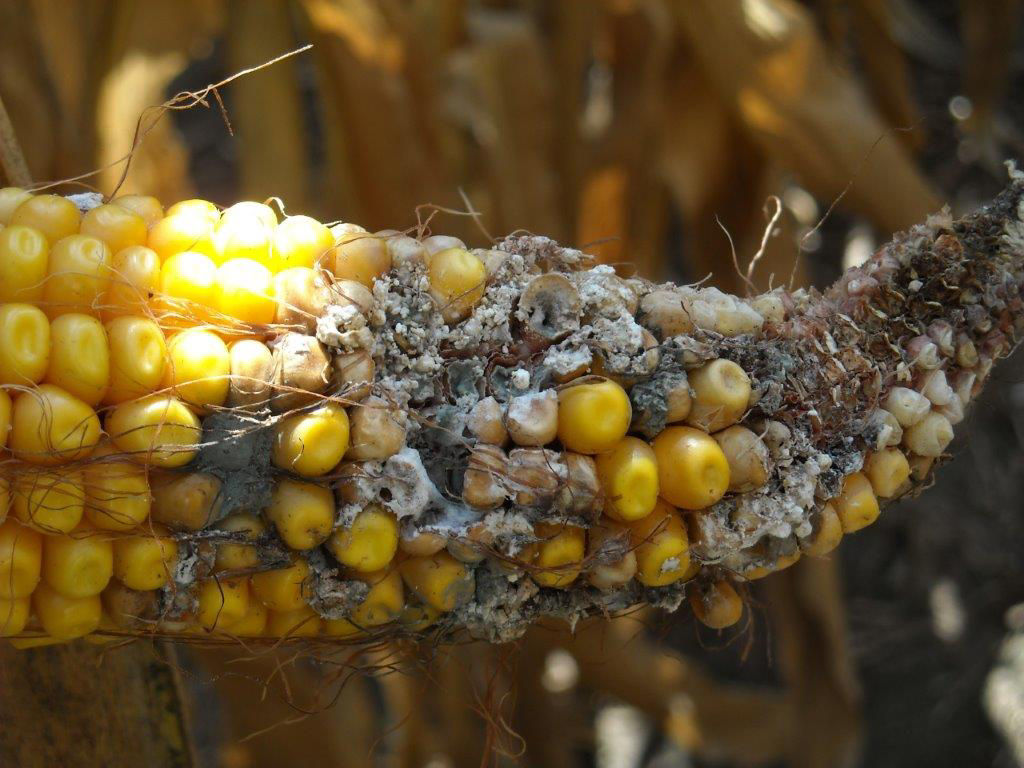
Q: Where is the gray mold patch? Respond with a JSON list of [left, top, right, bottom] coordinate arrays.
[[195, 412, 275, 518]]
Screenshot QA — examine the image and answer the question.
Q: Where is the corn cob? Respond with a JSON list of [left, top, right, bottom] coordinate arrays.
[[0, 178, 1021, 646]]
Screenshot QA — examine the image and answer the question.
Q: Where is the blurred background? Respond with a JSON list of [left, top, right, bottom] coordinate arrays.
[[2, 1, 1024, 766]]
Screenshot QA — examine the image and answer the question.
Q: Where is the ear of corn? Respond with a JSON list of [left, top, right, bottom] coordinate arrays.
[[0, 180, 1022, 645]]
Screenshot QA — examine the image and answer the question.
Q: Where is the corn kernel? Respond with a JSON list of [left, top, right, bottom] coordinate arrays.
[[531, 523, 585, 589], [267, 479, 335, 550], [103, 315, 167, 404], [148, 214, 216, 261], [267, 605, 321, 637], [33, 582, 101, 639], [0, 187, 33, 224], [213, 211, 275, 267], [112, 195, 164, 227], [864, 448, 911, 498], [13, 470, 85, 534], [106, 395, 201, 468], [273, 215, 333, 271], [506, 390, 558, 447], [167, 199, 220, 222], [0, 596, 29, 636], [221, 201, 276, 229], [832, 472, 880, 533], [112, 527, 178, 590], [902, 412, 954, 457], [327, 504, 399, 572], [664, 376, 693, 424], [399, 551, 473, 612], [332, 231, 391, 287], [626, 500, 691, 586], [10, 384, 101, 465], [467, 396, 508, 446], [0, 519, 42, 598], [80, 204, 147, 254], [800, 503, 843, 557], [272, 402, 350, 477], [447, 522, 494, 564], [322, 616, 363, 638], [42, 525, 113, 597], [231, 599, 268, 636], [883, 386, 930, 427], [104, 245, 161, 319], [689, 581, 743, 629], [214, 258, 276, 325], [586, 522, 637, 590], [151, 471, 221, 531], [269, 332, 331, 413], [214, 514, 266, 572], [251, 557, 310, 611], [197, 577, 249, 631], [685, 359, 751, 432], [45, 313, 109, 405], [10, 194, 81, 243], [0, 225, 49, 302], [163, 328, 230, 411], [273, 267, 326, 332], [651, 426, 730, 510], [713, 425, 771, 492], [427, 247, 485, 324], [345, 397, 407, 460], [0, 388, 9, 449], [102, 581, 158, 628], [227, 339, 274, 409], [399, 528, 447, 557], [742, 550, 800, 580], [556, 380, 632, 455], [0, 303, 50, 384], [158, 250, 217, 321], [595, 437, 659, 522], [463, 445, 508, 509], [396, 600, 442, 632], [351, 568, 404, 627], [43, 234, 112, 316]]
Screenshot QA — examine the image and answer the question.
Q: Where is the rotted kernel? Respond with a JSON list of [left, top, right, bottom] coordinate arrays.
[[272, 401, 350, 477], [595, 437, 659, 522], [506, 390, 558, 447], [832, 472, 879, 533], [102, 581, 159, 629], [799, 503, 843, 557], [427, 247, 487, 324], [103, 315, 167, 404], [151, 471, 222, 531], [559, 452, 602, 518], [227, 339, 274, 410], [468, 396, 508, 446], [399, 526, 448, 557], [106, 395, 201, 468], [586, 522, 637, 590], [463, 445, 508, 509], [556, 380, 632, 454], [506, 448, 563, 507], [530, 523, 585, 589], [0, 225, 49, 303], [908, 455, 934, 483], [902, 412, 954, 457], [10, 194, 81, 244], [447, 522, 494, 564], [273, 267, 328, 332], [685, 359, 751, 432], [327, 504, 399, 573], [664, 374, 693, 424], [266, 479, 335, 550], [742, 549, 800, 580], [345, 396, 407, 461], [689, 581, 744, 630], [883, 386, 930, 427], [333, 350, 375, 401], [712, 425, 771, 493], [10, 384, 102, 465], [346, 568, 405, 628], [864, 448, 911, 498], [651, 426, 730, 511], [626, 500, 691, 587], [399, 551, 473, 612], [270, 332, 331, 413], [639, 289, 694, 339]]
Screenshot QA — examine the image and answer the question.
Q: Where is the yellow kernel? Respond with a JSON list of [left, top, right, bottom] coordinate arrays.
[[801, 502, 844, 557], [322, 616, 363, 638], [266, 479, 335, 550], [272, 215, 333, 271], [214, 258, 276, 324], [10, 194, 81, 243], [396, 600, 442, 632], [43, 234, 112, 317], [555, 380, 631, 454], [0, 225, 49, 302], [626, 500, 691, 587], [272, 402, 350, 477], [147, 213, 216, 261], [106, 395, 201, 468], [651, 426, 730, 510], [163, 328, 230, 411], [531, 523, 585, 589], [0, 388, 10, 449], [227, 339, 274, 409], [0, 303, 50, 384], [10, 384, 101, 465], [0, 519, 42, 598], [399, 551, 473, 612], [104, 245, 161, 319], [221, 201, 277, 230], [399, 528, 448, 557], [112, 195, 164, 227], [595, 437, 659, 522], [197, 577, 249, 631], [690, 581, 744, 629], [151, 471, 221, 531], [213, 206, 276, 266], [33, 582, 101, 640], [251, 557, 310, 611], [712, 425, 771, 492], [0, 187, 33, 224], [586, 522, 637, 590], [231, 599, 268, 636], [332, 231, 391, 287], [427, 247, 486, 324], [685, 359, 751, 432], [45, 313, 109, 405], [113, 528, 178, 590], [742, 550, 800, 581], [214, 513, 266, 571], [84, 451, 151, 531], [104, 315, 167, 404], [80, 203, 148, 254], [167, 199, 220, 223], [267, 605, 321, 637], [350, 569, 405, 627], [327, 504, 399, 573], [13, 470, 85, 534], [157, 251, 217, 323], [0, 596, 29, 636], [832, 472, 880, 533], [864, 448, 911, 499], [42, 525, 113, 598]]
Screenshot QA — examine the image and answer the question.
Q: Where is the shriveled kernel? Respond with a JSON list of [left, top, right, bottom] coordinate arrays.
[[506, 448, 564, 507], [104, 245, 161, 319], [0, 225, 49, 302], [42, 525, 113, 598], [333, 350, 374, 401], [427, 247, 486, 324], [215, 258, 276, 324], [197, 578, 249, 631], [799, 503, 843, 557], [273, 402, 350, 477], [882, 386, 930, 427], [267, 479, 335, 550], [399, 551, 473, 612], [163, 328, 231, 411], [864, 448, 911, 498], [10, 194, 81, 243], [151, 471, 221, 531], [273, 215, 333, 271], [148, 214, 216, 261], [45, 313, 109, 405], [712, 426, 771, 492], [651, 426, 730, 510], [227, 339, 274, 409], [639, 289, 694, 339], [627, 500, 691, 586], [81, 204, 148, 254], [158, 251, 218, 322], [903, 411, 954, 457], [231, 600, 268, 636], [332, 231, 391, 287], [0, 303, 50, 384], [506, 390, 558, 447], [559, 452, 602, 517], [267, 605, 322, 637], [463, 444, 508, 509], [595, 437, 659, 522], [345, 397, 408, 460], [112, 195, 164, 227], [467, 396, 508, 446], [10, 385, 101, 465], [13, 470, 85, 534], [106, 395, 201, 468], [0, 519, 43, 598], [531, 523, 585, 589], [270, 332, 331, 412], [112, 528, 178, 590], [685, 359, 751, 432], [214, 514, 266, 571], [689, 581, 744, 630], [273, 267, 327, 332], [251, 557, 310, 611], [0, 187, 33, 224], [33, 583, 101, 640], [0, 597, 29, 636], [44, 234, 112, 316], [104, 315, 167, 404], [557, 380, 632, 454], [586, 522, 637, 590], [327, 504, 399, 573], [832, 472, 880, 533]]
